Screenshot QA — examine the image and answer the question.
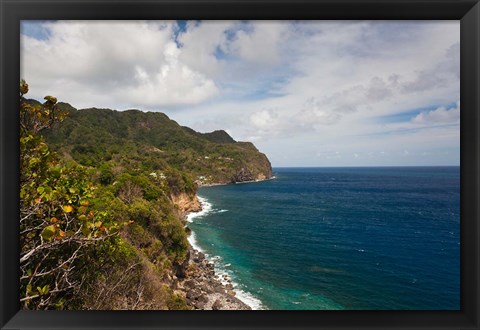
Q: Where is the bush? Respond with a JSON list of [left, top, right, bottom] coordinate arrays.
[[19, 81, 124, 309]]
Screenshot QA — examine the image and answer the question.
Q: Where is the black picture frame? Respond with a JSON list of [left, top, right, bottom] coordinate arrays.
[[1, 0, 479, 329]]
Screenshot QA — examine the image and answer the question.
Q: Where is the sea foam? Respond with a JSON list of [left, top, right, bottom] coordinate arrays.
[[213, 260, 265, 310], [187, 231, 204, 253], [186, 195, 265, 310], [186, 196, 213, 252], [186, 196, 212, 223]]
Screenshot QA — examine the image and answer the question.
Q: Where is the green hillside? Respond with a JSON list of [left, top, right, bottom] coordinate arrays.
[[45, 103, 272, 185], [20, 86, 272, 310]]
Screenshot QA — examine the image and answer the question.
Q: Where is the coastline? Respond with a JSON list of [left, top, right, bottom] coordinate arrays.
[[175, 197, 253, 310], [176, 246, 252, 310], [198, 175, 276, 188], [180, 178, 274, 310]]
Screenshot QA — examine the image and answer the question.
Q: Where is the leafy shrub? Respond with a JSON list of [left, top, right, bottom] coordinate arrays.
[[19, 81, 125, 309]]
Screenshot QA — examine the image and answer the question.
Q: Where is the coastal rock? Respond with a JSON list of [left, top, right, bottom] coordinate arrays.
[[171, 193, 202, 217], [197, 294, 209, 304], [204, 286, 214, 294], [232, 167, 254, 183], [194, 300, 207, 309], [212, 299, 223, 310], [193, 251, 205, 263], [186, 288, 201, 300], [178, 247, 252, 310]]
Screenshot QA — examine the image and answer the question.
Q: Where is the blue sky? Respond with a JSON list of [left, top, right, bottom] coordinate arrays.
[[20, 20, 460, 166]]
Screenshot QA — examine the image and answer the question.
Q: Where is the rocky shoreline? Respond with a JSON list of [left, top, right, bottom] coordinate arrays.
[[176, 248, 251, 310], [170, 194, 252, 310], [172, 177, 276, 310]]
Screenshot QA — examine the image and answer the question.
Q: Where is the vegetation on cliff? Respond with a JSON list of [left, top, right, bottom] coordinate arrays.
[[20, 81, 272, 310], [43, 104, 272, 185]]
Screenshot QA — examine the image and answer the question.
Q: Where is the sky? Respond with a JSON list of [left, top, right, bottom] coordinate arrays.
[[20, 20, 460, 167]]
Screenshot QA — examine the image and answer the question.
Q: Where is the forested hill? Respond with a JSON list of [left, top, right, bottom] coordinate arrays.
[[20, 87, 271, 310], [44, 102, 273, 185]]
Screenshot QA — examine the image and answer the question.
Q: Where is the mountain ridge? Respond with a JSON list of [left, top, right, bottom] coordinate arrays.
[[45, 102, 272, 186]]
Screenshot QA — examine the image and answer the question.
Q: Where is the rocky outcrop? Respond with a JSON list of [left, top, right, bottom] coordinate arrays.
[[231, 166, 272, 184], [231, 167, 254, 183], [176, 248, 251, 310], [170, 193, 202, 218]]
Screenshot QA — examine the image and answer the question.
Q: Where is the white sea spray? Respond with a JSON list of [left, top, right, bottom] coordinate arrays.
[[185, 194, 266, 310]]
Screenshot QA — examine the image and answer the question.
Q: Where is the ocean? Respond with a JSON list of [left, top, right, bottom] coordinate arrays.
[[186, 167, 460, 310]]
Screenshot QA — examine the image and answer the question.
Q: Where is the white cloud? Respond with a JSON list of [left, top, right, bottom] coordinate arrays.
[[21, 20, 460, 166], [250, 109, 278, 131], [227, 21, 289, 65], [177, 21, 232, 78], [21, 21, 218, 108], [412, 101, 460, 124], [126, 41, 218, 106]]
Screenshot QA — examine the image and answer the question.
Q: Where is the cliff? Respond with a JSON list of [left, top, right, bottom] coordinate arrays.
[[37, 101, 272, 310], [45, 104, 273, 186], [170, 192, 202, 218]]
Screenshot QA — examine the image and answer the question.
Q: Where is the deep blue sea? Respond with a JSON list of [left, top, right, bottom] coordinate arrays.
[[187, 167, 460, 310]]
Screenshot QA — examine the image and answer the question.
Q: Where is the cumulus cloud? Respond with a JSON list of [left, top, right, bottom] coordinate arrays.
[[21, 20, 460, 166], [176, 21, 232, 78], [21, 21, 218, 108], [250, 109, 278, 131], [125, 41, 218, 106], [226, 21, 289, 65]]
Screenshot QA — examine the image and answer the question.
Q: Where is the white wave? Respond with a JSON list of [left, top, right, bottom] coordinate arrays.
[[213, 261, 265, 310], [186, 196, 212, 223], [187, 231, 204, 253], [235, 287, 265, 310], [185, 194, 265, 310], [186, 196, 213, 251]]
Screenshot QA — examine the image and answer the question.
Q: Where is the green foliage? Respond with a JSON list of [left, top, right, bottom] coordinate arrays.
[[166, 291, 190, 310], [21, 80, 272, 310], [19, 81, 125, 310], [43, 105, 272, 186], [20, 81, 68, 137], [98, 163, 114, 185], [124, 199, 188, 264]]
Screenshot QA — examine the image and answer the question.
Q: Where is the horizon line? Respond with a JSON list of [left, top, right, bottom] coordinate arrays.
[[271, 165, 460, 168]]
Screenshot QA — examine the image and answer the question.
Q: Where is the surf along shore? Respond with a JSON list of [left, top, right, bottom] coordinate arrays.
[[172, 195, 255, 310], [173, 179, 272, 310]]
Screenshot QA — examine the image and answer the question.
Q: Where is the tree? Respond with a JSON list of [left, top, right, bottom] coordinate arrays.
[[19, 80, 121, 309]]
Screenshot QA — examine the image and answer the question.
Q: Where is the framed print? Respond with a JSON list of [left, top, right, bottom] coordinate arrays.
[[1, 0, 479, 329]]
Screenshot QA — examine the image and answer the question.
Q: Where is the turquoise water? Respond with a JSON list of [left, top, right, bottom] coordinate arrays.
[[187, 167, 460, 310]]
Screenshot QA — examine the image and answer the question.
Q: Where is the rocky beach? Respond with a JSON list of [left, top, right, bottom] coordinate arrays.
[[172, 177, 277, 310], [170, 193, 252, 310], [176, 248, 251, 310]]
